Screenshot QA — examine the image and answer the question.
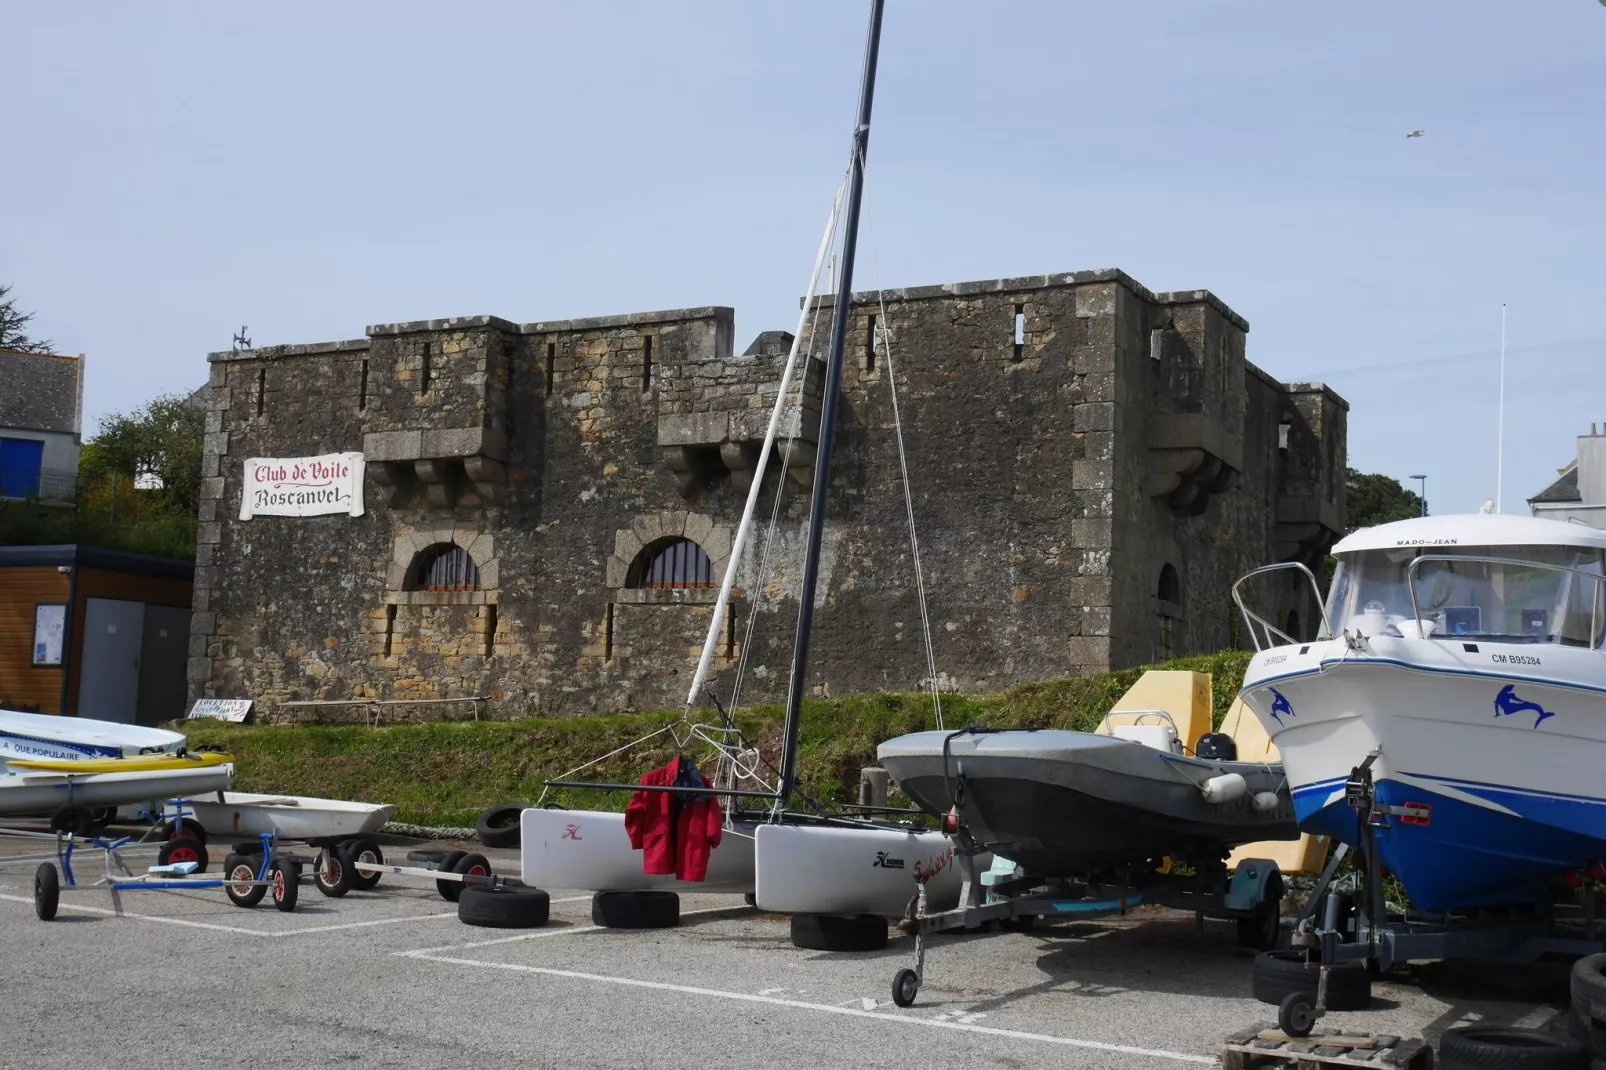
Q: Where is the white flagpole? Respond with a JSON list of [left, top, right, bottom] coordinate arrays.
[[1496, 303, 1507, 513]]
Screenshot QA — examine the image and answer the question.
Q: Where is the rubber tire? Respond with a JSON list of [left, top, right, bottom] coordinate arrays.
[[1278, 992, 1316, 1038], [163, 818, 207, 844], [1251, 950, 1371, 1011], [50, 805, 96, 838], [458, 885, 551, 929], [1236, 873, 1286, 951], [1438, 1026, 1585, 1070], [34, 863, 59, 921], [790, 913, 888, 952], [1000, 915, 1037, 933], [342, 837, 384, 890], [89, 806, 117, 829], [406, 849, 450, 865], [233, 841, 266, 855], [439, 852, 490, 902], [1574, 953, 1606, 1057], [476, 803, 528, 849], [892, 968, 920, 1008], [592, 890, 680, 929], [159, 836, 209, 874], [314, 847, 352, 897], [224, 854, 266, 907], [270, 859, 299, 912]]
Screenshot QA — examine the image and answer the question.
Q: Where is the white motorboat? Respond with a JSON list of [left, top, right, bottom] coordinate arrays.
[[179, 792, 396, 841], [0, 709, 186, 765], [0, 762, 233, 817], [1235, 513, 1606, 911]]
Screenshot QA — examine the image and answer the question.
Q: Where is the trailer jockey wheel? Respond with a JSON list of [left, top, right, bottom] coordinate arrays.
[[892, 968, 921, 1008], [1278, 992, 1317, 1038]]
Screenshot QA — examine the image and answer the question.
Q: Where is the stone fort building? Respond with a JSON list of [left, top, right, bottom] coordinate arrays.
[[188, 269, 1346, 718]]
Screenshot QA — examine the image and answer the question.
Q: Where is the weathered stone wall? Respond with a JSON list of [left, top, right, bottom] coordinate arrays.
[[192, 268, 1345, 718]]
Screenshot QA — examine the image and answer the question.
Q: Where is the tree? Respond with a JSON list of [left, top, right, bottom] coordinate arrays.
[[0, 284, 54, 353], [83, 395, 206, 514], [1345, 468, 1423, 530]]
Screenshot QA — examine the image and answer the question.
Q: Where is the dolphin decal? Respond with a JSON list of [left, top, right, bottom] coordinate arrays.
[[1494, 684, 1554, 729], [1268, 688, 1295, 726]]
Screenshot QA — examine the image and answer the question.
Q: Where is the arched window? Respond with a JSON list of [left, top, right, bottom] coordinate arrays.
[[628, 537, 716, 589], [406, 544, 480, 591], [1156, 564, 1181, 661]]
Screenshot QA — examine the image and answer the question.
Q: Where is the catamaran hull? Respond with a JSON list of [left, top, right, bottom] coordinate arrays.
[[522, 808, 758, 894], [0, 709, 186, 764], [0, 764, 233, 817], [877, 730, 1296, 876], [753, 823, 971, 917], [1242, 638, 1606, 910]]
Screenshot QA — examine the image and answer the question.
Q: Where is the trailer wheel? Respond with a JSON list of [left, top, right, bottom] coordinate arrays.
[[1439, 1026, 1584, 1070], [162, 818, 207, 845], [50, 805, 96, 838], [439, 852, 490, 902], [458, 885, 550, 929], [341, 838, 384, 890], [591, 890, 679, 929], [233, 841, 265, 855], [892, 968, 920, 1008], [405, 849, 449, 865], [1277, 993, 1316, 1038], [224, 854, 266, 907], [314, 848, 352, 897], [89, 807, 117, 830], [34, 863, 60, 921], [790, 913, 888, 952], [475, 803, 528, 848], [1236, 873, 1285, 951], [159, 836, 209, 874], [270, 859, 299, 912], [1251, 951, 1369, 1010]]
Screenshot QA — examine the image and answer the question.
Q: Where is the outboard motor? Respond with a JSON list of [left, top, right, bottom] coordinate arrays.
[[1194, 733, 1238, 761]]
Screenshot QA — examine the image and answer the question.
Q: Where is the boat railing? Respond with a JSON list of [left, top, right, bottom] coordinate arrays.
[[1406, 553, 1606, 648], [1230, 561, 1330, 652]]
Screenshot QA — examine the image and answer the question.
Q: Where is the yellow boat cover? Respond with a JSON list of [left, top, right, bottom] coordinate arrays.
[[1098, 670, 1212, 753]]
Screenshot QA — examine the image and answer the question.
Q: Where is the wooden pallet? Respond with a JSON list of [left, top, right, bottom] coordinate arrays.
[[1222, 1026, 1432, 1069]]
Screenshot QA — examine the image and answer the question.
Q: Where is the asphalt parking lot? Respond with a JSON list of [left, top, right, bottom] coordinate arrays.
[[0, 833, 1572, 1070]]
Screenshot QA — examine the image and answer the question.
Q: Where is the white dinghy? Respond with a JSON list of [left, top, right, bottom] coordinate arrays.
[[0, 709, 186, 766], [180, 792, 396, 842]]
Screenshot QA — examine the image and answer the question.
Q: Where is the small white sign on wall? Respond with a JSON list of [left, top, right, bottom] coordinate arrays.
[[189, 698, 254, 722], [240, 452, 365, 519]]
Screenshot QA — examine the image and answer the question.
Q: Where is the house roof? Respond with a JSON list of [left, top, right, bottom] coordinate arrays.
[[1529, 462, 1581, 505], [0, 349, 82, 435]]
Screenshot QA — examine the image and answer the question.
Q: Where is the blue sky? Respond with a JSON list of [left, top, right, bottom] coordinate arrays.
[[6, 1, 1603, 515]]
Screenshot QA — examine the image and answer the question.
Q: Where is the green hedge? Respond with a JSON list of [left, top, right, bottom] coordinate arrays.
[[183, 651, 1252, 828]]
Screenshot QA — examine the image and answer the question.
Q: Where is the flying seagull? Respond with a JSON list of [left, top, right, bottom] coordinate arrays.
[[1406, 129, 1425, 138]]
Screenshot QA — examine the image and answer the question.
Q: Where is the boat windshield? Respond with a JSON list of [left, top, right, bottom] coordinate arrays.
[[1326, 544, 1606, 647]]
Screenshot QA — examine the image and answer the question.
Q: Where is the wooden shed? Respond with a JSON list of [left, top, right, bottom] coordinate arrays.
[[0, 545, 193, 725]]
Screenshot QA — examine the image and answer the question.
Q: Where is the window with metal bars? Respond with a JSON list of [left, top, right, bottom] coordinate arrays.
[[627, 537, 716, 589], [407, 544, 481, 591]]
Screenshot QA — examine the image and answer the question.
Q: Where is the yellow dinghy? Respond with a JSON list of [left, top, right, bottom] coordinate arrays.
[[4, 751, 235, 774]]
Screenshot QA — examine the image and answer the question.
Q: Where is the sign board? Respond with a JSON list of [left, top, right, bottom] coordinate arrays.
[[240, 452, 365, 519], [32, 604, 65, 666], [188, 698, 254, 722]]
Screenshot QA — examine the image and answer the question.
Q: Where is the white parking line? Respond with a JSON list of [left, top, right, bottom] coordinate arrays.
[[405, 952, 1215, 1065], [0, 893, 272, 936], [396, 902, 747, 956]]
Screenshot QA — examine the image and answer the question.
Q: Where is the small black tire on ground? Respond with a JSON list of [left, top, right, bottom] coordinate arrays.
[[406, 848, 449, 865], [892, 968, 920, 1008], [475, 803, 528, 849], [458, 885, 551, 929], [224, 854, 266, 907], [270, 859, 299, 912], [790, 913, 888, 952], [1277, 992, 1316, 1038], [1251, 950, 1370, 1010], [34, 863, 60, 921], [50, 805, 96, 839], [439, 852, 490, 902], [159, 836, 209, 874], [1438, 1025, 1584, 1070], [341, 837, 384, 890], [592, 890, 679, 929], [313, 848, 352, 897]]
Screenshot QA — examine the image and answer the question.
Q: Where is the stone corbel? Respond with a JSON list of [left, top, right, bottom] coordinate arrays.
[[414, 458, 461, 509], [464, 457, 506, 505], [369, 461, 420, 507]]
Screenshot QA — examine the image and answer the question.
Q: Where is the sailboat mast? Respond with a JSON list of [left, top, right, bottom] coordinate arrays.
[[778, 0, 887, 805]]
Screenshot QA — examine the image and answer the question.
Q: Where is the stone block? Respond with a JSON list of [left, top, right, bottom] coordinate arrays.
[[1073, 402, 1114, 433], [683, 513, 715, 548], [657, 411, 729, 447], [364, 430, 423, 462], [203, 431, 230, 456], [614, 529, 644, 562], [478, 560, 499, 589], [205, 409, 224, 435], [606, 556, 629, 588], [198, 499, 217, 522], [196, 522, 222, 545], [1071, 459, 1111, 490], [1070, 518, 1111, 549], [1074, 284, 1117, 318], [186, 656, 213, 684], [191, 612, 218, 636]]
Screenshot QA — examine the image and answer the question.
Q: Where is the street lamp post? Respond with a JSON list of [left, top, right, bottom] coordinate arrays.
[[1410, 474, 1428, 517]]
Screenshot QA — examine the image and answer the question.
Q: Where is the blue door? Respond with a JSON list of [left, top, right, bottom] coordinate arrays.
[[0, 437, 44, 498]]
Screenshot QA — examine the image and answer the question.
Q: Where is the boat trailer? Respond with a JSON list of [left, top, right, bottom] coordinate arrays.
[[889, 826, 1286, 1008]]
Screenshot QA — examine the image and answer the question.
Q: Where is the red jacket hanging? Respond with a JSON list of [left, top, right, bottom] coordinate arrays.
[[624, 757, 724, 882]]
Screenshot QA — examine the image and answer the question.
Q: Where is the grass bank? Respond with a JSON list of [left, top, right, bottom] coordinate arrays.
[[184, 651, 1252, 828]]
